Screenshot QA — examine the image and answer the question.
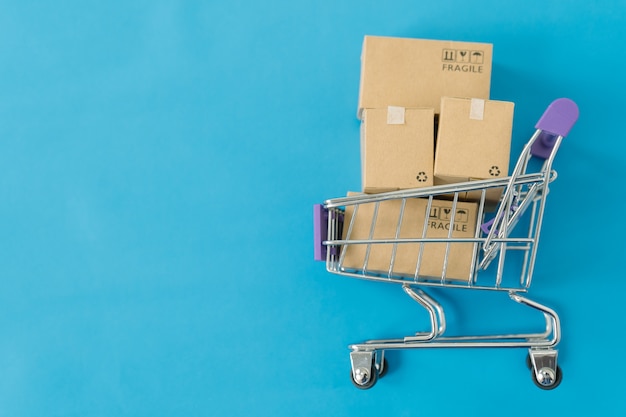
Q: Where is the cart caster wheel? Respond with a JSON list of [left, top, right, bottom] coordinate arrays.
[[350, 362, 378, 390], [531, 365, 562, 390], [526, 353, 562, 390]]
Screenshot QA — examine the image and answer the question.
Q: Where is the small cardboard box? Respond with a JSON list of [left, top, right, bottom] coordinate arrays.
[[341, 195, 478, 281], [358, 36, 493, 119], [361, 107, 434, 193], [434, 97, 514, 206]]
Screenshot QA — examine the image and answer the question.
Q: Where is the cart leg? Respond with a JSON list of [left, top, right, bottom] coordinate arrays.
[[528, 349, 562, 389], [509, 292, 561, 347], [402, 285, 446, 340]]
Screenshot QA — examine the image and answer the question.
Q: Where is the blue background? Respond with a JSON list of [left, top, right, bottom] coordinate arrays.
[[1, 1, 624, 416]]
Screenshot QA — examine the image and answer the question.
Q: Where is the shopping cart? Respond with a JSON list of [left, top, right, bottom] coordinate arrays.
[[313, 98, 579, 390]]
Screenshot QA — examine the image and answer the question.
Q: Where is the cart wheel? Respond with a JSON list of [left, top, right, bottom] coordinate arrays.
[[530, 365, 562, 390], [525, 353, 562, 390], [350, 362, 378, 390]]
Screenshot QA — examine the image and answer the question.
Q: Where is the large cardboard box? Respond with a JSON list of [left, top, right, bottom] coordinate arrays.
[[358, 36, 493, 119], [341, 195, 478, 281], [434, 97, 514, 206], [361, 107, 434, 193]]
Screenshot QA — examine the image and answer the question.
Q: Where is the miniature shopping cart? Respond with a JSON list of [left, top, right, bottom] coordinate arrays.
[[313, 98, 579, 390]]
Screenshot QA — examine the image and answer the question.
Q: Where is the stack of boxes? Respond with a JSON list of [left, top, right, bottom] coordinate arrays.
[[342, 35, 515, 281]]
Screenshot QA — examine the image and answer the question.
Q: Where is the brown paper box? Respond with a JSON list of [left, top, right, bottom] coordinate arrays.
[[358, 36, 493, 119], [434, 97, 514, 206], [361, 107, 434, 193], [341, 195, 478, 281]]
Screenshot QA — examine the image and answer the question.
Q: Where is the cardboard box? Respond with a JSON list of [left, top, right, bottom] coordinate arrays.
[[361, 107, 434, 193], [358, 36, 493, 119], [341, 195, 478, 281], [434, 97, 514, 206]]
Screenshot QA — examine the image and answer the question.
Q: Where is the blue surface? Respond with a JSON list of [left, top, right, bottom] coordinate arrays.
[[1, 1, 625, 415]]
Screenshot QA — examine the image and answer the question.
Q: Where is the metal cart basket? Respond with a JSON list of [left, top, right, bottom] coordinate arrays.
[[314, 98, 579, 389]]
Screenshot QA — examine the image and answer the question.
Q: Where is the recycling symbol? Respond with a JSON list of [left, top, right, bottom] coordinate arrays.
[[489, 166, 501, 176], [416, 171, 428, 182]]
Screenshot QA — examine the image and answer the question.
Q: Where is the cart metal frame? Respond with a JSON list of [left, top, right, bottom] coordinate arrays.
[[314, 98, 579, 389]]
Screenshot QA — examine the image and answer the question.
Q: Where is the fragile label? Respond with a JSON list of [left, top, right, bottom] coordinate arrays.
[[429, 205, 470, 232], [441, 48, 485, 73]]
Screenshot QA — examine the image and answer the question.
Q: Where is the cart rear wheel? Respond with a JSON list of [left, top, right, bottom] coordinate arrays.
[[526, 353, 562, 389], [530, 365, 562, 390], [350, 361, 379, 390]]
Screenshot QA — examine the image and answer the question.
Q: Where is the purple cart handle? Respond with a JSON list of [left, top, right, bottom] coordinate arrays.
[[534, 98, 579, 137], [531, 98, 579, 159], [313, 204, 328, 261]]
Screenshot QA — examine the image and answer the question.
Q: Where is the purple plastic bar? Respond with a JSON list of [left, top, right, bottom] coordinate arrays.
[[313, 204, 328, 261], [480, 203, 518, 235], [480, 217, 496, 235], [530, 131, 557, 159], [531, 98, 579, 159]]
